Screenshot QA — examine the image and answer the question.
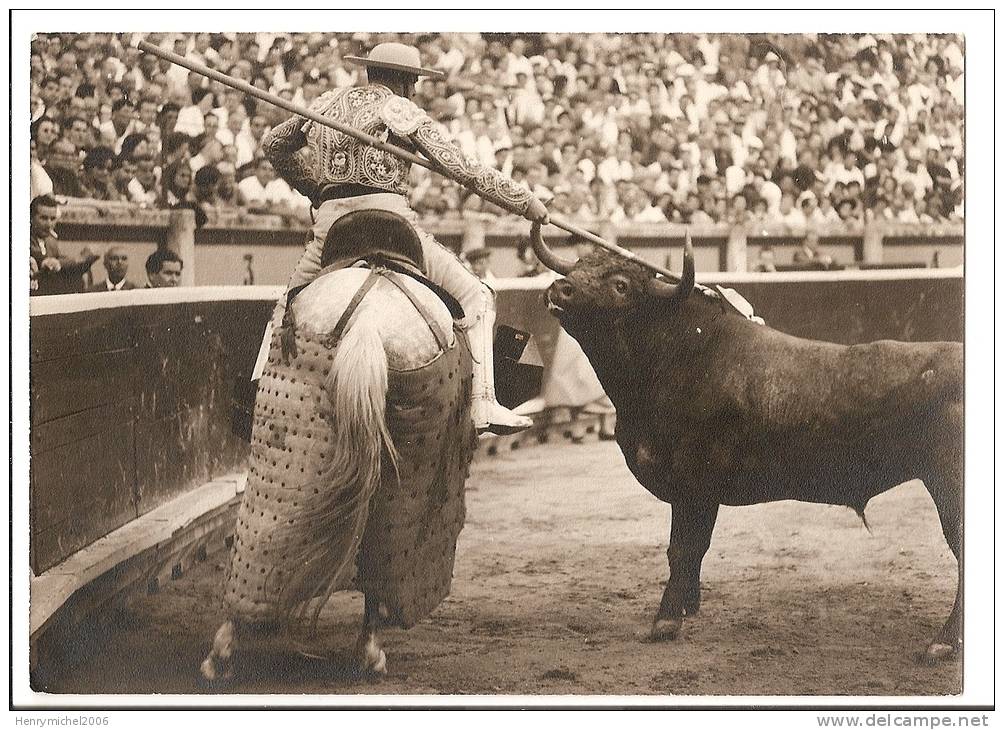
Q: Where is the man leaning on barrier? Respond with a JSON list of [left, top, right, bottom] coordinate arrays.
[[29, 194, 99, 296], [261, 42, 550, 435]]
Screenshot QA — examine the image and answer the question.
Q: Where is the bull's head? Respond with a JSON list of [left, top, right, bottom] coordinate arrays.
[[532, 223, 695, 330]]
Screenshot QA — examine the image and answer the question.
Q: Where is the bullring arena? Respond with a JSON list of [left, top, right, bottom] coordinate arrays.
[[23, 28, 970, 702], [29, 263, 963, 696]]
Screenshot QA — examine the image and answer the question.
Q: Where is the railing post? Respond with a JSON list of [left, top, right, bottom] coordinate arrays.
[[862, 221, 884, 265], [725, 224, 748, 272], [461, 218, 486, 255], [599, 221, 618, 248], [165, 208, 196, 286]]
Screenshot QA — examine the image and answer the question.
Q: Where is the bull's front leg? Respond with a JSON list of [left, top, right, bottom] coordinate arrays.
[[651, 501, 719, 641]]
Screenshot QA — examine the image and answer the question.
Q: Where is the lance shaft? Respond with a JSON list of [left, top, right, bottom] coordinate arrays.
[[137, 39, 681, 281]]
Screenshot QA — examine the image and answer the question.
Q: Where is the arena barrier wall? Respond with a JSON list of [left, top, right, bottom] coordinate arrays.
[[26, 269, 963, 659]]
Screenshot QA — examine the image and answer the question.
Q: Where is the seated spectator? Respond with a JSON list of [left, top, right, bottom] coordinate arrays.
[[30, 140, 53, 200], [792, 229, 835, 269], [237, 157, 304, 215], [188, 133, 224, 173], [193, 165, 221, 206], [157, 102, 181, 139], [79, 146, 117, 200], [119, 132, 152, 162], [43, 137, 86, 197], [65, 115, 95, 153], [754, 245, 778, 272], [145, 248, 184, 288], [161, 131, 192, 169], [127, 154, 160, 205], [99, 98, 138, 153], [30, 116, 60, 163], [30, 194, 99, 295], [161, 160, 195, 207], [215, 161, 239, 207], [89, 246, 137, 291], [175, 87, 216, 136]]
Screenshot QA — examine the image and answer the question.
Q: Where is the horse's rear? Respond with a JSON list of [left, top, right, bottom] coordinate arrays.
[[201, 266, 475, 684]]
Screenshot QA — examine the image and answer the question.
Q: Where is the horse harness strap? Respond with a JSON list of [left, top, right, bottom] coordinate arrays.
[[280, 264, 451, 361], [379, 269, 450, 351], [321, 268, 383, 349]]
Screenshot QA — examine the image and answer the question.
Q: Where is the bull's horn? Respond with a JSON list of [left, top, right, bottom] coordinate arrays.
[[647, 231, 695, 300], [530, 222, 577, 275]]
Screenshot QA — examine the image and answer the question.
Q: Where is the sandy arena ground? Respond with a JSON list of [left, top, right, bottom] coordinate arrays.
[[39, 439, 962, 697]]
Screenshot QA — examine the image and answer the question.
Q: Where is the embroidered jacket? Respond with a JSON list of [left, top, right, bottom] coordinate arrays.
[[262, 84, 532, 215]]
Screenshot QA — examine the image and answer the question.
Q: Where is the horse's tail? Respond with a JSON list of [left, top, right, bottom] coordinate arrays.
[[276, 318, 397, 629]]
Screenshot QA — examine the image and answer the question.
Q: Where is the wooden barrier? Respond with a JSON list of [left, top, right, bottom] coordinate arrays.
[[29, 288, 275, 574]]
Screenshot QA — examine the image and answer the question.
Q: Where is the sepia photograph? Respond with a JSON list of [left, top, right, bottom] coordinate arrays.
[[9, 8, 995, 717]]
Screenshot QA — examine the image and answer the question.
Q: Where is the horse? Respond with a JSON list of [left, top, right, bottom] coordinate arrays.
[[200, 211, 476, 684]]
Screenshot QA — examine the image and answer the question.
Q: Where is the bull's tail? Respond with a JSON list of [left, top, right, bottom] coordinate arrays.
[[276, 319, 397, 629]]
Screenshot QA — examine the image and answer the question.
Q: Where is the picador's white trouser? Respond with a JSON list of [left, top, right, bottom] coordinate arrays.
[[255, 193, 507, 427]]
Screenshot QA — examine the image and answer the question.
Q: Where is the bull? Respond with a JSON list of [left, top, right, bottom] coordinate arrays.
[[530, 223, 963, 662]]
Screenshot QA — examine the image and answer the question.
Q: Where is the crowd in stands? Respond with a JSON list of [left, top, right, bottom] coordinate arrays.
[[31, 31, 964, 240]]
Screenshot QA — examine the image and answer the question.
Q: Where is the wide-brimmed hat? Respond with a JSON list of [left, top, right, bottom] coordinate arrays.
[[344, 42, 445, 79]]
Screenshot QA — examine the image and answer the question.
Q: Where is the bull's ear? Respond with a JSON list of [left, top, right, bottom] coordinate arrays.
[[647, 232, 695, 301]]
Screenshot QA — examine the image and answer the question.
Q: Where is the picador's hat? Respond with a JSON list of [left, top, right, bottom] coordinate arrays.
[[344, 42, 445, 79]]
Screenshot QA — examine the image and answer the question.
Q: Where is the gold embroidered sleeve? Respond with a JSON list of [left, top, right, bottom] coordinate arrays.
[[262, 115, 316, 202], [409, 119, 532, 216]]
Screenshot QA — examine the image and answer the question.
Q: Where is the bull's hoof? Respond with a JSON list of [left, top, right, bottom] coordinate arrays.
[[649, 617, 683, 642], [923, 640, 961, 664]]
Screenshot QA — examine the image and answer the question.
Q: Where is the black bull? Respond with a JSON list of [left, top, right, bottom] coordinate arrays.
[[531, 225, 963, 662]]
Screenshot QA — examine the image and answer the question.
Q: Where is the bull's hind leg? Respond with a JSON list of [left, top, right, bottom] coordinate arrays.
[[923, 473, 963, 662], [651, 501, 719, 641], [353, 595, 387, 677]]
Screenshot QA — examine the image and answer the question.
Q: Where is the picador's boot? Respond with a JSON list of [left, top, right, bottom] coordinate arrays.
[[469, 293, 532, 436]]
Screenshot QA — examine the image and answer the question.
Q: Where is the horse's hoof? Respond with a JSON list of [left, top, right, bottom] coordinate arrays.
[[649, 617, 683, 642], [923, 641, 960, 664], [357, 648, 387, 677], [199, 656, 234, 686]]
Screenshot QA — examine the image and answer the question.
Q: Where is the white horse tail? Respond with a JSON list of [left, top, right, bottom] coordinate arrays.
[[276, 319, 398, 628]]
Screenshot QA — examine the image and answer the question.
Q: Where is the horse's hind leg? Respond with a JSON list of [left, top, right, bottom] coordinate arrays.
[[200, 619, 239, 683], [353, 594, 387, 677]]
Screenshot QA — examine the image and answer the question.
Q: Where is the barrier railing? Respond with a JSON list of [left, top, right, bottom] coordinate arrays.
[[49, 199, 964, 287]]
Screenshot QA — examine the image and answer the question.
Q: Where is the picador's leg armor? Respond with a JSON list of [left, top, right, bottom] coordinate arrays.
[[421, 235, 531, 435], [466, 284, 533, 435]]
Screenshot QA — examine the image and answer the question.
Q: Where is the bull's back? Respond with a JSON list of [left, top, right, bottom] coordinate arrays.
[[621, 331, 962, 508]]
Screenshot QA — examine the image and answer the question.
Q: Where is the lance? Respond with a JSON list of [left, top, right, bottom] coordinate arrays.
[[136, 39, 686, 281]]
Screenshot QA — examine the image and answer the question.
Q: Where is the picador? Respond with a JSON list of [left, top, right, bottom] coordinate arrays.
[[260, 41, 550, 435]]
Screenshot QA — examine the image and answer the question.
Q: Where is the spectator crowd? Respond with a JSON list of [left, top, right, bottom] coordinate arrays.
[[30, 31, 964, 241]]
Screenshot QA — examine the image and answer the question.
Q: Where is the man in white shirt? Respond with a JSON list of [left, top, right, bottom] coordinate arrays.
[[237, 157, 274, 209], [235, 114, 269, 169], [175, 88, 216, 137]]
